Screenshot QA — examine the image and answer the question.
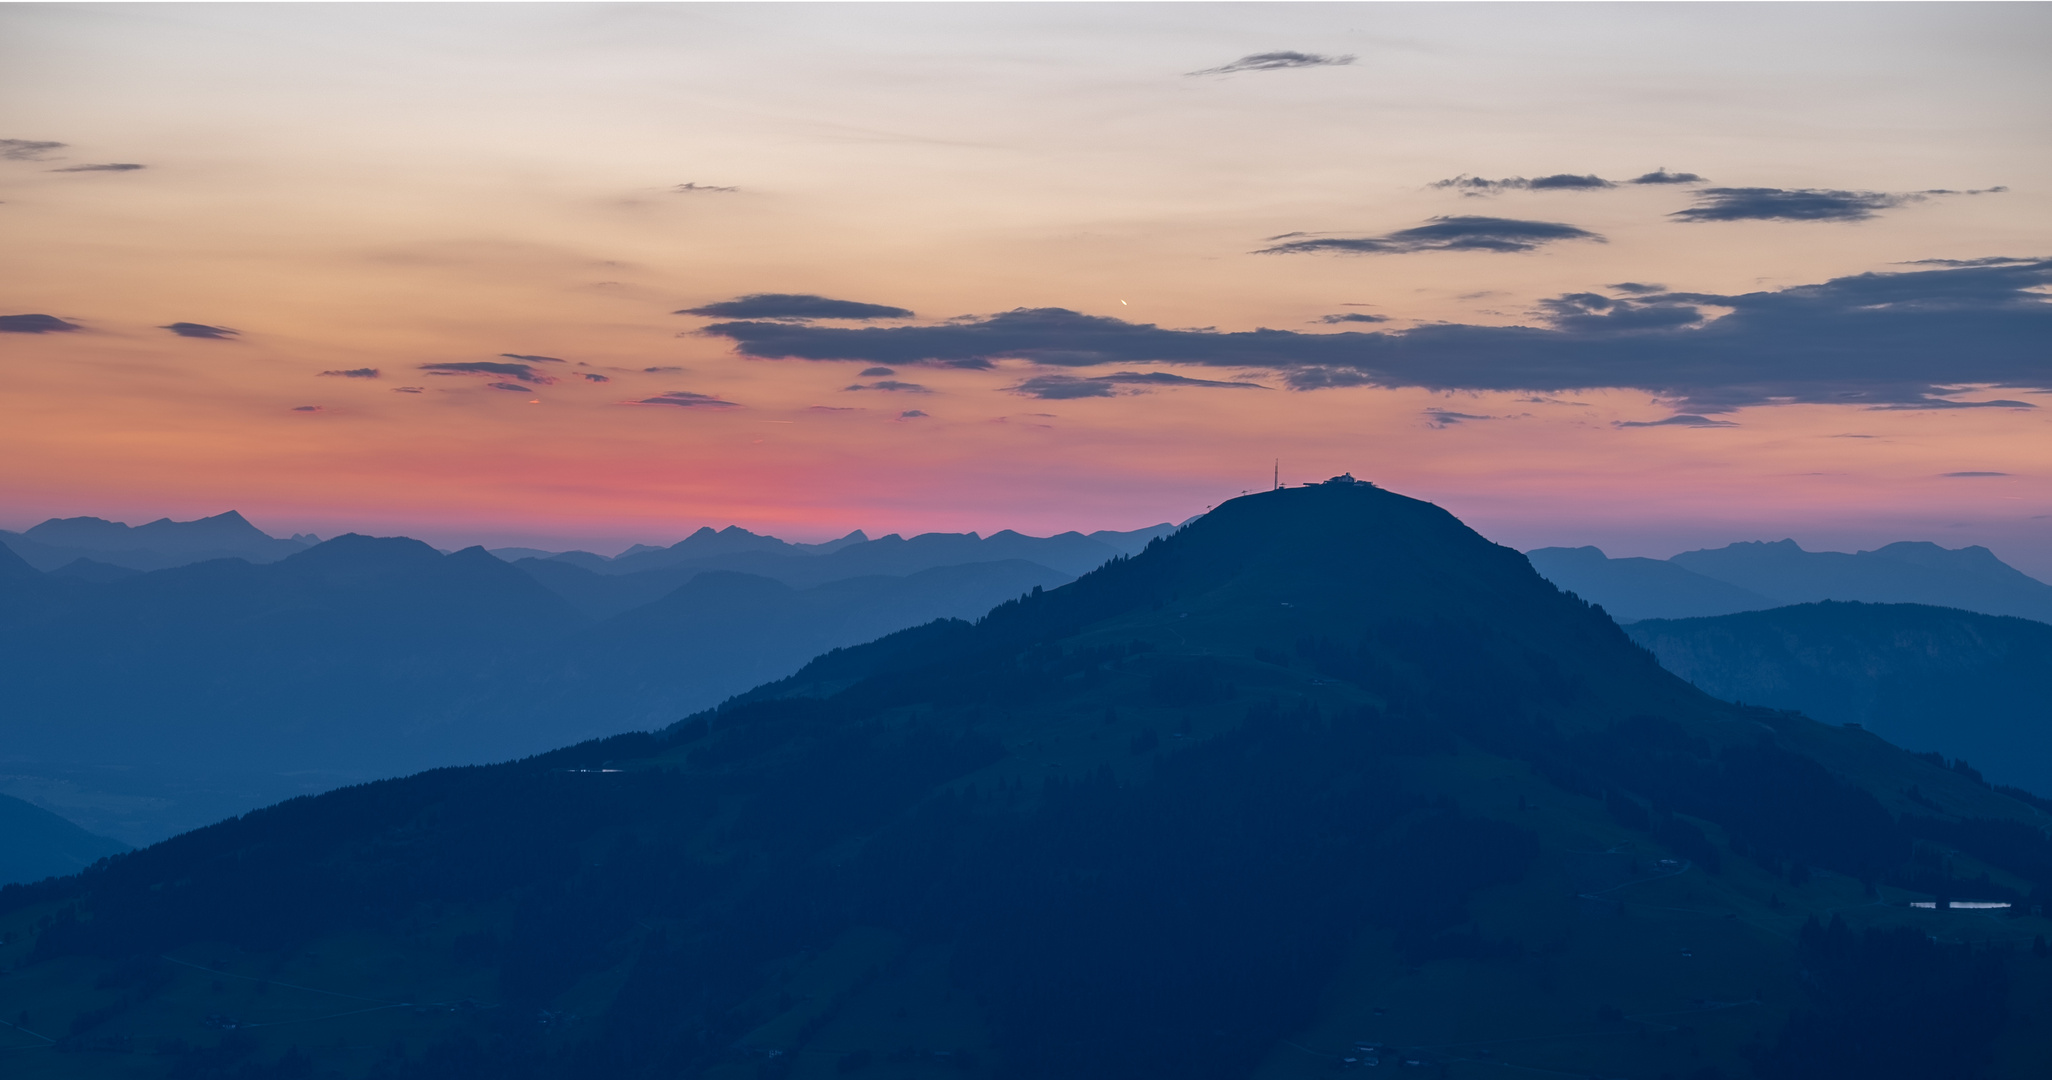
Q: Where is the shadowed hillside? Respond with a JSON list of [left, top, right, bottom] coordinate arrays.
[[3, 482, 2046, 1079]]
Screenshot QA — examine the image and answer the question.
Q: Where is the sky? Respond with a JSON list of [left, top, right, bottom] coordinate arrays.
[[2, 2, 2049, 573]]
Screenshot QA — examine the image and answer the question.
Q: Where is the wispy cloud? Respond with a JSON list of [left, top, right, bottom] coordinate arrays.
[[500, 353, 566, 363], [319, 368, 380, 379], [697, 259, 2052, 414], [1629, 169, 1707, 185], [630, 391, 741, 408], [673, 182, 738, 193], [1430, 174, 1615, 194], [1007, 371, 1268, 400], [897, 409, 929, 420], [1943, 471, 2009, 477], [581, 373, 611, 383], [677, 294, 912, 321], [1258, 216, 1602, 255], [1318, 313, 1389, 324], [1188, 51, 1353, 77], [1425, 409, 1493, 428], [859, 366, 896, 376], [0, 313, 80, 333], [1672, 185, 2005, 223], [0, 139, 65, 161], [160, 322, 237, 339], [844, 379, 932, 393], [51, 163, 144, 173], [392, 386, 424, 394], [418, 361, 557, 384], [1614, 414, 1739, 428], [290, 405, 323, 413]]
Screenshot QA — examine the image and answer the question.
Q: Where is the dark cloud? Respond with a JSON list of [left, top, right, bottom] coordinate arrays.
[[582, 373, 611, 383], [1258, 216, 1602, 255], [0, 313, 79, 333], [845, 380, 931, 393], [1902, 256, 2040, 267], [697, 259, 2052, 414], [1608, 282, 1665, 295], [319, 368, 380, 379], [632, 391, 741, 408], [809, 405, 859, 412], [859, 366, 897, 376], [500, 353, 566, 363], [1318, 313, 1389, 324], [1431, 174, 1614, 193], [1669, 186, 2003, 223], [0, 139, 65, 161], [291, 405, 323, 413], [1007, 371, 1268, 400], [1615, 414, 1739, 428], [1943, 471, 2009, 477], [1424, 409, 1492, 428], [418, 361, 557, 384], [51, 163, 144, 173], [1630, 169, 1707, 185], [673, 183, 738, 193], [1188, 51, 1353, 76], [392, 386, 424, 394], [1864, 398, 2034, 411], [488, 382, 533, 392], [161, 322, 237, 339], [677, 294, 913, 321], [643, 366, 685, 373], [897, 410, 929, 419]]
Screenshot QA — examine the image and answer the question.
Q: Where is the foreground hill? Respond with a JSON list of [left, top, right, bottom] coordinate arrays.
[[1628, 602, 2052, 793], [1529, 539, 2052, 624], [0, 794, 127, 888], [4, 482, 2047, 1080]]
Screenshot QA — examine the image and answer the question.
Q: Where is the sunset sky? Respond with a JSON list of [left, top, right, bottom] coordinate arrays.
[[3, 3, 2048, 573]]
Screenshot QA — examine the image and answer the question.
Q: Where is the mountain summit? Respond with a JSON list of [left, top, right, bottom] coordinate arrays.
[[3, 483, 2045, 1079]]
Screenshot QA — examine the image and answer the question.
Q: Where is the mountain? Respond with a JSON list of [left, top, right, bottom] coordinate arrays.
[[1527, 545, 1777, 621], [0, 792, 128, 887], [1672, 539, 2052, 624], [1527, 539, 2052, 625], [1627, 601, 2052, 793], [0, 510, 309, 572], [4, 482, 2043, 1079]]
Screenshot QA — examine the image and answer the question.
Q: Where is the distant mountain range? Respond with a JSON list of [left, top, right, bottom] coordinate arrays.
[[0, 510, 314, 573], [1529, 539, 2052, 624], [5, 482, 2043, 1079], [0, 791, 127, 887], [1628, 601, 2052, 793]]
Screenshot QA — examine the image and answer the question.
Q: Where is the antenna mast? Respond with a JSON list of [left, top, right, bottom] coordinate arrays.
[[1273, 459, 1279, 491]]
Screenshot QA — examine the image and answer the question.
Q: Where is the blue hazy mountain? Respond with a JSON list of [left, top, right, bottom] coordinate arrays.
[[0, 509, 310, 572], [1627, 601, 2052, 793], [0, 791, 128, 887], [1528, 539, 2052, 624], [1526, 545, 1777, 621], [3, 482, 2040, 1079]]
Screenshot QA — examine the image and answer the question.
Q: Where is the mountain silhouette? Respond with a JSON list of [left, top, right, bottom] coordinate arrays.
[[1629, 601, 2052, 792], [1, 510, 310, 572], [1529, 539, 2052, 624], [0, 792, 127, 887], [4, 482, 2040, 1079]]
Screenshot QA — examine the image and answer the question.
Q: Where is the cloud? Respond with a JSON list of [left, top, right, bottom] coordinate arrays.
[[1188, 51, 1353, 76], [319, 368, 380, 379], [1943, 471, 2010, 477], [392, 386, 424, 394], [677, 294, 913, 321], [160, 322, 237, 339], [0, 313, 79, 333], [51, 163, 144, 173], [1614, 414, 1739, 428], [809, 405, 859, 412], [643, 365, 685, 373], [1007, 371, 1268, 400], [0, 139, 65, 161], [581, 373, 611, 383], [696, 259, 2052, 414], [1630, 169, 1707, 185], [859, 366, 897, 376], [1903, 256, 2040, 267], [897, 410, 929, 419], [418, 361, 557, 384], [673, 183, 738, 193], [1424, 409, 1492, 428], [291, 405, 323, 413], [1319, 313, 1389, 324], [1670, 186, 2003, 223], [631, 391, 741, 408], [1865, 398, 2034, 411], [500, 353, 566, 363], [1258, 216, 1603, 255], [1430, 174, 1615, 193], [488, 382, 533, 392], [1608, 282, 1665, 295], [844, 379, 931, 393]]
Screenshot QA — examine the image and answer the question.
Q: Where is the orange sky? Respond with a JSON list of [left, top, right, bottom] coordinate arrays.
[[2, 4, 2048, 572]]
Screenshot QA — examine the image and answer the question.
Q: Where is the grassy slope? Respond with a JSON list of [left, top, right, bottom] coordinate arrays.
[[3, 485, 2048, 1079]]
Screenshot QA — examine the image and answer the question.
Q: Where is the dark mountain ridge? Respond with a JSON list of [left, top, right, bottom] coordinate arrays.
[[0, 510, 310, 572], [5, 482, 2045, 1079]]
